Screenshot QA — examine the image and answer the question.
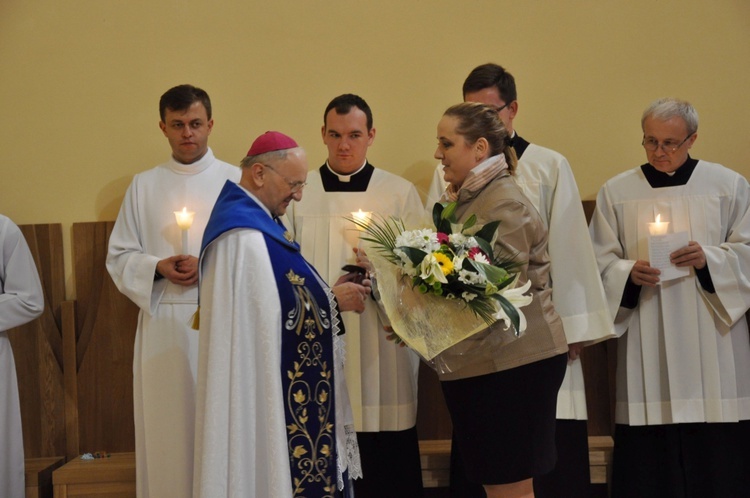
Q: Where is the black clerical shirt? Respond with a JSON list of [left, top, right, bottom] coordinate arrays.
[[320, 162, 375, 192]]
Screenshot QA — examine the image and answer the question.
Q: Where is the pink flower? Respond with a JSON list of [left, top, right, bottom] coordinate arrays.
[[437, 232, 449, 245], [467, 247, 488, 261]]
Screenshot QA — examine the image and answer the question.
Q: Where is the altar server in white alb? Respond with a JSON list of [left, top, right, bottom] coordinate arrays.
[[0, 214, 43, 498], [589, 97, 750, 497], [288, 94, 426, 498], [427, 64, 614, 498], [106, 84, 240, 498], [194, 131, 365, 497]]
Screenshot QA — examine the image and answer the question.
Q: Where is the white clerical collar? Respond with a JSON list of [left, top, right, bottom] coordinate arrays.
[[325, 159, 367, 183], [168, 147, 215, 174], [237, 184, 273, 219]]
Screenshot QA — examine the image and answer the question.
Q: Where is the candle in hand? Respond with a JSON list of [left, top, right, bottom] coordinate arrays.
[[174, 207, 195, 254], [648, 214, 669, 236], [350, 209, 372, 253]]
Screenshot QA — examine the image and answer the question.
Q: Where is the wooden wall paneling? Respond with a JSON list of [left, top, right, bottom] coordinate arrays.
[[581, 342, 616, 436], [7, 224, 66, 458], [416, 363, 452, 440], [582, 199, 597, 226], [71, 222, 138, 453], [62, 300, 80, 461]]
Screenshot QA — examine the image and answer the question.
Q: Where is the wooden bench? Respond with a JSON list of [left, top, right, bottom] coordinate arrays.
[[420, 439, 452, 488], [48, 439, 612, 494], [52, 452, 135, 498], [25, 457, 65, 498], [588, 435, 614, 485], [419, 436, 614, 489]]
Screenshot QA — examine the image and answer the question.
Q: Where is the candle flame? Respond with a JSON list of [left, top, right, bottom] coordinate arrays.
[[648, 213, 669, 235], [174, 207, 195, 230], [350, 209, 372, 230]]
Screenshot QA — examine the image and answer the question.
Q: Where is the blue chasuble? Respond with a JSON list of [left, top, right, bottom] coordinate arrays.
[[201, 181, 342, 497]]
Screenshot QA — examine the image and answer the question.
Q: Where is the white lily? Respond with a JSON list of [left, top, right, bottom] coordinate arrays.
[[419, 253, 448, 284], [492, 278, 533, 333]]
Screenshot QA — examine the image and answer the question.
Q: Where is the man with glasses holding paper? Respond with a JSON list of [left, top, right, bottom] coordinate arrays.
[[589, 97, 750, 496]]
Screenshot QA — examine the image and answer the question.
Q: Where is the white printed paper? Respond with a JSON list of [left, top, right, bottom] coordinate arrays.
[[648, 231, 690, 282]]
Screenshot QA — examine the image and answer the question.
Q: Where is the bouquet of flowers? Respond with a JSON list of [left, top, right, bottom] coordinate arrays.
[[348, 202, 532, 361]]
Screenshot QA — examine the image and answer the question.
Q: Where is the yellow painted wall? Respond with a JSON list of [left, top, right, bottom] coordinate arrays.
[[2, 0, 749, 295]]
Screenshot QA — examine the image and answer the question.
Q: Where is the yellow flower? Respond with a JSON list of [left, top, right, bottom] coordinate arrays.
[[293, 389, 307, 404], [433, 252, 454, 275]]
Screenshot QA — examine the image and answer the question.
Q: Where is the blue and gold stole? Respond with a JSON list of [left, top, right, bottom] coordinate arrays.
[[201, 181, 340, 497]]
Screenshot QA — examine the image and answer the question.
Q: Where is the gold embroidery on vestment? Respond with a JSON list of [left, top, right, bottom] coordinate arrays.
[[286, 269, 305, 286], [284, 270, 330, 336], [284, 272, 335, 497]]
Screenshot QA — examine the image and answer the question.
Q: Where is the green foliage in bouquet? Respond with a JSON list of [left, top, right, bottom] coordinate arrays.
[[348, 202, 527, 333]]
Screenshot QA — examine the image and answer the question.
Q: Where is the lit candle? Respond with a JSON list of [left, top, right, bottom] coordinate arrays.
[[351, 209, 372, 229], [174, 207, 195, 254], [648, 214, 669, 236]]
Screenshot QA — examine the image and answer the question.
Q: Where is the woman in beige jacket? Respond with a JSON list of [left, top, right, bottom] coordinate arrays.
[[434, 102, 568, 498]]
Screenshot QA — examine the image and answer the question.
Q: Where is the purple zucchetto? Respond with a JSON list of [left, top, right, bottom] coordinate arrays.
[[246, 131, 299, 156]]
